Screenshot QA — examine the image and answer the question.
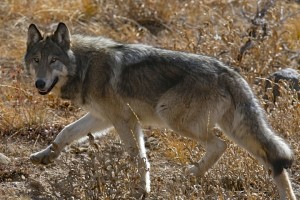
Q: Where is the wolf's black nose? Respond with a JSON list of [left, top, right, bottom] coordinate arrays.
[[35, 79, 46, 89]]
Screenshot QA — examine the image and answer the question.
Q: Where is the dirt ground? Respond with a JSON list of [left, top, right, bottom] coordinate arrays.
[[1, 128, 299, 199]]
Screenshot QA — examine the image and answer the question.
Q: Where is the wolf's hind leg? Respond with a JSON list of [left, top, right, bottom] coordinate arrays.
[[274, 169, 296, 200], [218, 108, 296, 200], [30, 113, 111, 165], [185, 134, 227, 176], [156, 99, 227, 176]]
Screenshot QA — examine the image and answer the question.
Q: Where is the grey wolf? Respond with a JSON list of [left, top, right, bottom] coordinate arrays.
[[24, 22, 295, 199]]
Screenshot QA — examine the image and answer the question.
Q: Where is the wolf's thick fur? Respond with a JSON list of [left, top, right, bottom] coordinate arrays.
[[25, 23, 295, 199]]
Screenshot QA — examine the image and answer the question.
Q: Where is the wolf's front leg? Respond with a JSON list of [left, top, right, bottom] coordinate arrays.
[[30, 143, 60, 165], [114, 120, 150, 197], [30, 113, 112, 165]]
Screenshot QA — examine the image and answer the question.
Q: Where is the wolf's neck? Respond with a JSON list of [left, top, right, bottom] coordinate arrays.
[[60, 75, 81, 101]]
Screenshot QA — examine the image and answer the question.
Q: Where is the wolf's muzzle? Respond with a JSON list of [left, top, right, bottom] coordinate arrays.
[[35, 79, 46, 90], [35, 77, 59, 95]]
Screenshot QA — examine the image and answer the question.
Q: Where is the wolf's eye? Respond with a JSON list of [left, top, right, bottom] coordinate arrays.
[[33, 57, 39, 63], [50, 57, 57, 64]]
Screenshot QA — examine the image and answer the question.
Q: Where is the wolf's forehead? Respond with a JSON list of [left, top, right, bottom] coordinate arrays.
[[41, 36, 55, 47], [33, 37, 61, 55]]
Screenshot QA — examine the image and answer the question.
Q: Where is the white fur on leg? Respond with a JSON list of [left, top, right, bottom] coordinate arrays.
[[30, 113, 112, 165], [274, 169, 296, 200], [137, 127, 151, 193], [186, 137, 226, 177], [30, 143, 60, 164], [113, 121, 151, 194], [53, 113, 111, 148], [185, 164, 201, 177]]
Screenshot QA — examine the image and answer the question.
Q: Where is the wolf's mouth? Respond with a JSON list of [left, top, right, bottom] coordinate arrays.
[[38, 77, 59, 95]]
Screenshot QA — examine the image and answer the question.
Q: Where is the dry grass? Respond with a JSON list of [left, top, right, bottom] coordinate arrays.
[[0, 0, 299, 199]]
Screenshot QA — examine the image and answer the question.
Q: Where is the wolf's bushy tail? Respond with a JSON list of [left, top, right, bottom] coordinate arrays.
[[221, 70, 293, 176]]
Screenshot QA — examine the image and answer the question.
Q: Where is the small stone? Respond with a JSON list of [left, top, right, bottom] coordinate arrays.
[[0, 153, 10, 164], [264, 68, 300, 102]]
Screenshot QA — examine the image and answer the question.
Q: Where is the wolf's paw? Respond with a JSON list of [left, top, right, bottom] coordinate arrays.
[[139, 179, 151, 194], [184, 164, 203, 177], [132, 185, 148, 200], [30, 143, 60, 165]]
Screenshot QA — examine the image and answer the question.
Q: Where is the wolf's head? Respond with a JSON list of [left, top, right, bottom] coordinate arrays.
[[24, 22, 75, 95]]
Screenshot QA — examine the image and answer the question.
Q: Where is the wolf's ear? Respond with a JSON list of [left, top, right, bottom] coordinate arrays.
[[53, 22, 70, 49], [27, 24, 43, 47]]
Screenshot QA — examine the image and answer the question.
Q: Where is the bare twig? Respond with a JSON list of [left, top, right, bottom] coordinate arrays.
[[238, 39, 255, 62], [282, 44, 300, 61], [238, 0, 275, 62]]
